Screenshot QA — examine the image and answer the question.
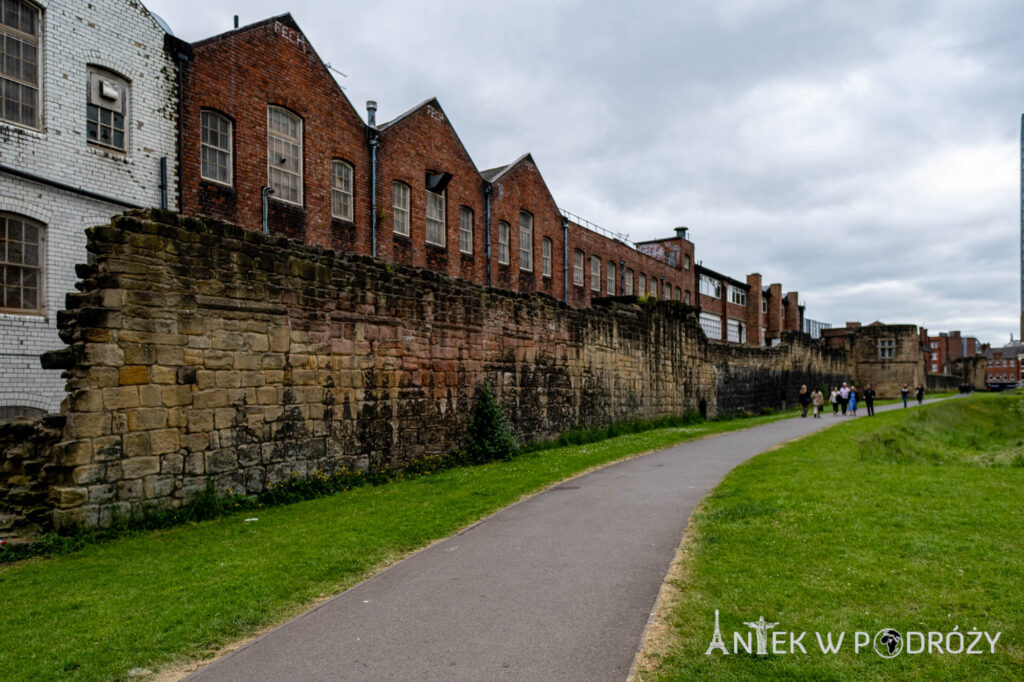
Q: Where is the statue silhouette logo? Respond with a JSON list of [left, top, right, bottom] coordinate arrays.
[[744, 615, 780, 655], [873, 628, 903, 658]]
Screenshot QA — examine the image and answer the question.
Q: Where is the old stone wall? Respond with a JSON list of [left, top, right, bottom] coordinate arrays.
[[926, 374, 962, 392], [951, 356, 987, 390], [5, 211, 850, 533], [0, 416, 63, 537]]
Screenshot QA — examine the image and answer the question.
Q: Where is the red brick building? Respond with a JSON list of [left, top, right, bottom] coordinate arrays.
[[178, 14, 806, 347], [982, 343, 1022, 389], [922, 330, 979, 375]]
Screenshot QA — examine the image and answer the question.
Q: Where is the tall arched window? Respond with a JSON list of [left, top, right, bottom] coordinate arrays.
[[1, 213, 43, 313], [0, 0, 40, 128], [267, 106, 303, 205], [332, 160, 354, 220], [518, 211, 533, 271]]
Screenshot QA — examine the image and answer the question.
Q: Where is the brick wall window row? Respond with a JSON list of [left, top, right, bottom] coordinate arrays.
[[0, 0, 39, 128], [331, 160, 354, 221], [200, 110, 233, 185], [0, 213, 42, 313], [267, 106, 303, 205], [393, 181, 410, 236]]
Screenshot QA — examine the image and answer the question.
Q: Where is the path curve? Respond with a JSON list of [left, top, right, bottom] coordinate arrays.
[[188, 399, 943, 681]]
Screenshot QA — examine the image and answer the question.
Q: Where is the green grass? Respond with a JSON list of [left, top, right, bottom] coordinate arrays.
[[638, 393, 1024, 681], [0, 408, 797, 681]]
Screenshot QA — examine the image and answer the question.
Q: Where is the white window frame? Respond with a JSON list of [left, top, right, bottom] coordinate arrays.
[[684, 290, 691, 304], [727, 318, 745, 343], [762, 298, 768, 313], [0, 0, 39, 129], [729, 285, 747, 306], [498, 221, 510, 265], [590, 256, 601, 292], [698, 273, 721, 299], [331, 160, 354, 221], [459, 206, 473, 254], [573, 249, 584, 286], [518, 211, 533, 271], [392, 181, 410, 236], [0, 213, 43, 314], [700, 312, 722, 340], [638, 273, 646, 297], [606, 261, 616, 294], [200, 110, 233, 185], [879, 339, 895, 360], [87, 68, 129, 152], [624, 268, 634, 296], [425, 189, 446, 247], [541, 238, 552, 277], [267, 106, 303, 205]]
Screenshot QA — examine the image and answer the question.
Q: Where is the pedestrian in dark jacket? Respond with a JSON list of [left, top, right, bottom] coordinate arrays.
[[901, 384, 910, 407], [916, 385, 924, 404], [863, 384, 876, 416], [798, 385, 811, 417]]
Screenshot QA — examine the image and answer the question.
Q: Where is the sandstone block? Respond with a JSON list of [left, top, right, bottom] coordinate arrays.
[[72, 464, 105, 485], [121, 456, 160, 479], [193, 389, 227, 410], [149, 429, 180, 455], [56, 440, 92, 467], [70, 412, 111, 439], [128, 407, 168, 431], [103, 386, 140, 410], [205, 449, 238, 474], [123, 431, 150, 457]]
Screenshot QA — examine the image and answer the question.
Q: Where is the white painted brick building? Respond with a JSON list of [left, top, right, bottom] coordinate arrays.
[[0, 0, 179, 416]]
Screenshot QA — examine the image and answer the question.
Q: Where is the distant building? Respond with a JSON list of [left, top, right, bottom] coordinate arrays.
[[0, 0, 181, 417], [981, 343, 1023, 390], [922, 330, 979, 375]]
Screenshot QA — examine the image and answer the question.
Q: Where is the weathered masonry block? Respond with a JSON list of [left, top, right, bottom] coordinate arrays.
[[5, 210, 847, 534]]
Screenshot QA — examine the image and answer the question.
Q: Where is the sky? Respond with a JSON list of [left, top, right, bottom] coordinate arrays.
[[146, 0, 1024, 346]]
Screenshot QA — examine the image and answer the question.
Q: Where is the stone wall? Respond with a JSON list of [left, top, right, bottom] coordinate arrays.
[[5, 211, 850, 533], [0, 416, 64, 537], [951, 356, 987, 390]]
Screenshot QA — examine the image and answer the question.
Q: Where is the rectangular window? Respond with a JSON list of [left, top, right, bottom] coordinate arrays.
[[678, 287, 683, 302], [87, 69, 128, 151], [606, 261, 615, 294], [459, 206, 473, 254], [200, 110, 233, 185], [498, 221, 510, 264], [590, 256, 600, 292], [268, 106, 303, 205], [879, 339, 895, 360], [683, 255, 691, 270], [573, 249, 584, 286], [729, 285, 747, 306], [0, 214, 41, 312], [930, 341, 937, 349], [931, 363, 938, 372], [762, 298, 768, 313], [425, 189, 445, 246], [331, 160, 354, 221], [518, 211, 533, 271], [392, 182, 410, 236], [624, 268, 634, 296], [541, 238, 552, 277], [699, 312, 722, 340], [699, 273, 721, 298], [727, 318, 745, 343], [0, 0, 39, 128]]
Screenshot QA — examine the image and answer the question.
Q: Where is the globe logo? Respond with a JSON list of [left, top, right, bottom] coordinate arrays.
[[873, 628, 903, 658]]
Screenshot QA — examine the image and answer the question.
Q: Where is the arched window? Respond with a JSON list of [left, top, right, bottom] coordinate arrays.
[[200, 110, 233, 185], [267, 106, 303, 204], [1, 213, 43, 312], [518, 211, 533, 271], [332, 160, 354, 220]]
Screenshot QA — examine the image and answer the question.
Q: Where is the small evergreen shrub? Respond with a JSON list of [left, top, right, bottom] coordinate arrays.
[[464, 384, 519, 464]]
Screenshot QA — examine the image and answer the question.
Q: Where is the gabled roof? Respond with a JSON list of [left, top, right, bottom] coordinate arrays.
[[378, 97, 484, 176], [481, 153, 531, 184]]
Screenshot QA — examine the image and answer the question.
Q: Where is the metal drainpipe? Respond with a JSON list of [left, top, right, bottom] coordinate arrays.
[[262, 186, 274, 233], [159, 157, 167, 210], [174, 52, 186, 212], [485, 184, 492, 286], [370, 133, 378, 258], [561, 216, 569, 303]]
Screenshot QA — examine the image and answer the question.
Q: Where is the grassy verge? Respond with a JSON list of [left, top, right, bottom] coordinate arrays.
[[636, 392, 1024, 681], [0, 408, 798, 681]]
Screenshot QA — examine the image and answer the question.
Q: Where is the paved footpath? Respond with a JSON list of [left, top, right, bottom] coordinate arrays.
[[189, 400, 942, 681]]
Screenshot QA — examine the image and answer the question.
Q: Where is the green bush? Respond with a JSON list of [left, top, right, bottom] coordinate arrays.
[[464, 384, 519, 464]]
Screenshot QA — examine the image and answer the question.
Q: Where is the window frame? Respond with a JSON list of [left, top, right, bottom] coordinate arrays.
[[200, 109, 233, 186], [638, 273, 646, 297], [392, 181, 410, 236], [425, 188, 446, 247], [86, 67, 129, 152], [267, 106, 304, 205], [0, 213, 44, 314], [878, 338, 895, 360], [624, 268, 634, 296], [518, 211, 533, 271], [331, 159, 354, 221], [541, 237, 552, 278], [459, 206, 474, 254], [497, 221, 510, 265], [698, 273, 721, 299], [606, 261, 615, 295], [699, 312, 722, 341], [0, 0, 40, 130], [728, 285, 747, 306], [590, 256, 601, 292], [573, 249, 584, 286]]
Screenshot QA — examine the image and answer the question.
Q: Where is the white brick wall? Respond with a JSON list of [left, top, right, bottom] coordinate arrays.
[[0, 0, 178, 414]]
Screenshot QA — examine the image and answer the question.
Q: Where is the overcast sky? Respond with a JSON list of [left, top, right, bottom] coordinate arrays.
[[147, 0, 1024, 345]]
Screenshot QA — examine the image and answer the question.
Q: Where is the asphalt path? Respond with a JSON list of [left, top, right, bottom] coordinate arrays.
[[188, 398, 943, 681]]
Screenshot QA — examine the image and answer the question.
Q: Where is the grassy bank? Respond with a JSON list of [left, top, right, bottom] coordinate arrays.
[[0, 408, 796, 681], [636, 393, 1024, 680]]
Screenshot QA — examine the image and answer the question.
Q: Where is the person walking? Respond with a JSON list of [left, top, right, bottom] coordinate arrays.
[[811, 387, 824, 418], [863, 384, 876, 416], [901, 384, 910, 408], [848, 385, 858, 416], [916, 384, 925, 405], [830, 386, 840, 416], [839, 382, 850, 416], [798, 385, 811, 418]]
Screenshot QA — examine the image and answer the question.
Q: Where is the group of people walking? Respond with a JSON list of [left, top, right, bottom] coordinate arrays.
[[798, 381, 926, 419]]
